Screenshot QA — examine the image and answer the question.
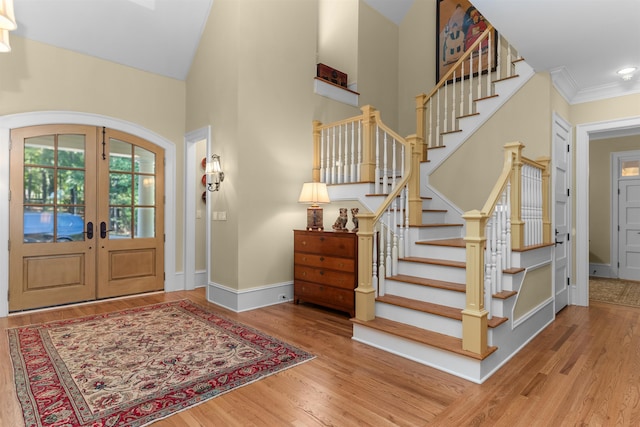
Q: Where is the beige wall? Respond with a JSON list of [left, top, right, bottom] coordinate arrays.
[[0, 35, 187, 271], [589, 135, 640, 264], [186, 0, 400, 292], [318, 0, 358, 84], [398, 0, 436, 138], [357, 1, 399, 129], [570, 93, 640, 126], [513, 265, 552, 320], [429, 73, 553, 211], [187, 0, 319, 290]]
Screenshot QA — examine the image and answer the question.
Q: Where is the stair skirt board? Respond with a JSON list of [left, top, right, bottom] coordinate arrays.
[[353, 299, 555, 384]]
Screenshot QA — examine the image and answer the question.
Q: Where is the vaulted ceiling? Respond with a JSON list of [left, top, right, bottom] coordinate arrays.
[[11, 0, 640, 104]]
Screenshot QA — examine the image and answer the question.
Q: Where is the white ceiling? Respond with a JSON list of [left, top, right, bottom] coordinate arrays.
[[10, 0, 640, 104]]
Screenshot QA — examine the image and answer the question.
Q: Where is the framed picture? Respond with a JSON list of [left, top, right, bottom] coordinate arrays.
[[436, 0, 497, 82]]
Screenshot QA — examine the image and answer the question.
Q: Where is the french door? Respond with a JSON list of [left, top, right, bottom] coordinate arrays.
[[9, 125, 164, 311]]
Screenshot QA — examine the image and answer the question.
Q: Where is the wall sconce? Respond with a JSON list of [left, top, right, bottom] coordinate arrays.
[[298, 182, 330, 230], [206, 154, 224, 192]]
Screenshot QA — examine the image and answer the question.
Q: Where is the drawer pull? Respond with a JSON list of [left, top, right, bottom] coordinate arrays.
[[320, 256, 324, 262], [319, 271, 324, 275], [320, 237, 325, 242]]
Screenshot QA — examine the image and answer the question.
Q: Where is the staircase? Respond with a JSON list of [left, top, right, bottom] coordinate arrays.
[[316, 30, 554, 384]]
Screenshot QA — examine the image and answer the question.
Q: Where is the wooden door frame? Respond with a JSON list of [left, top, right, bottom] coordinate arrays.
[[184, 126, 211, 291], [0, 111, 178, 317]]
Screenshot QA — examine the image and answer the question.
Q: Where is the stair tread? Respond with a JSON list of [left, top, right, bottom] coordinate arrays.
[[410, 223, 463, 228], [423, 209, 448, 213], [390, 274, 465, 292], [401, 256, 465, 269], [416, 238, 465, 248], [351, 316, 497, 360]]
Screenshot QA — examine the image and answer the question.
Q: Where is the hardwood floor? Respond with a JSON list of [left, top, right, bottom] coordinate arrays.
[[2, 289, 639, 426]]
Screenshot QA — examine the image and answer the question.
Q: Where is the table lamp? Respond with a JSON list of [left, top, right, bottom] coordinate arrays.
[[298, 182, 330, 230]]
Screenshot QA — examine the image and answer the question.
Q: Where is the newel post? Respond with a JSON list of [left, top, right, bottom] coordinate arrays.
[[537, 156, 552, 244], [312, 120, 322, 182], [360, 105, 377, 183], [415, 94, 428, 161], [355, 212, 376, 321], [461, 210, 488, 355], [406, 134, 423, 226], [504, 142, 524, 249]]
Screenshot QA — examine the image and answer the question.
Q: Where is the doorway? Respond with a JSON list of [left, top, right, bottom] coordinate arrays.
[[9, 124, 165, 311], [576, 117, 640, 306]]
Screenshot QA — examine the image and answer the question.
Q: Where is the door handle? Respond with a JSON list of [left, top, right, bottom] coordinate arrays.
[[555, 239, 563, 246], [100, 222, 113, 239], [85, 221, 93, 240]]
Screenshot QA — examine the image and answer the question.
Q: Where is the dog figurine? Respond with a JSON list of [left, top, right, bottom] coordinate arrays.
[[332, 208, 348, 231], [351, 208, 359, 232]]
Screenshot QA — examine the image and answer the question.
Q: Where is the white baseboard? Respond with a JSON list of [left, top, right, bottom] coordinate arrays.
[[589, 263, 613, 278], [206, 281, 294, 312], [165, 271, 185, 292], [194, 270, 207, 288]]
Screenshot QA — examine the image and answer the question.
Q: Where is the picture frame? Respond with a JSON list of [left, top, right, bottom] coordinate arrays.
[[436, 0, 497, 82]]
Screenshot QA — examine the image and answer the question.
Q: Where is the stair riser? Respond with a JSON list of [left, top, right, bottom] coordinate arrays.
[[490, 296, 516, 318], [413, 226, 463, 241], [511, 246, 553, 269], [422, 211, 447, 223], [410, 244, 466, 263], [396, 262, 466, 283], [375, 302, 463, 338], [384, 280, 466, 309]]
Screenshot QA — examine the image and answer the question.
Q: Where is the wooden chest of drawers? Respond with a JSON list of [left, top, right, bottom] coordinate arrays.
[[293, 230, 358, 317]]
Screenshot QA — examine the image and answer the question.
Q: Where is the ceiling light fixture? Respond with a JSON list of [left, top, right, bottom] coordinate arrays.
[[617, 67, 637, 81]]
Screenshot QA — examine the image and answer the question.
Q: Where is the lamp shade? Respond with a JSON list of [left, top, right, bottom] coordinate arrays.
[[298, 182, 330, 206]]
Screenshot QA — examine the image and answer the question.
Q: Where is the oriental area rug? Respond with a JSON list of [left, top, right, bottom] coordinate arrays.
[[589, 277, 640, 308], [8, 299, 314, 427]]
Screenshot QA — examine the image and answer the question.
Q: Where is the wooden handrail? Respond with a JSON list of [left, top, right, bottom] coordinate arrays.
[[420, 24, 495, 107]]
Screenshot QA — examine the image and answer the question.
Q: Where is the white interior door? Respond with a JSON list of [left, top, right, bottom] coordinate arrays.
[[619, 173, 640, 281], [553, 114, 571, 312]]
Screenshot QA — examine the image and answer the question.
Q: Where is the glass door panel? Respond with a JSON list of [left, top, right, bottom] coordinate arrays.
[[23, 134, 87, 243]]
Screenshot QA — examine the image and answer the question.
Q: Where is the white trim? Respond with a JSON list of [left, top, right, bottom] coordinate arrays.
[[0, 111, 178, 317], [313, 78, 359, 107], [589, 263, 613, 278], [575, 116, 640, 307], [206, 281, 294, 313], [184, 127, 211, 291], [551, 66, 640, 105]]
